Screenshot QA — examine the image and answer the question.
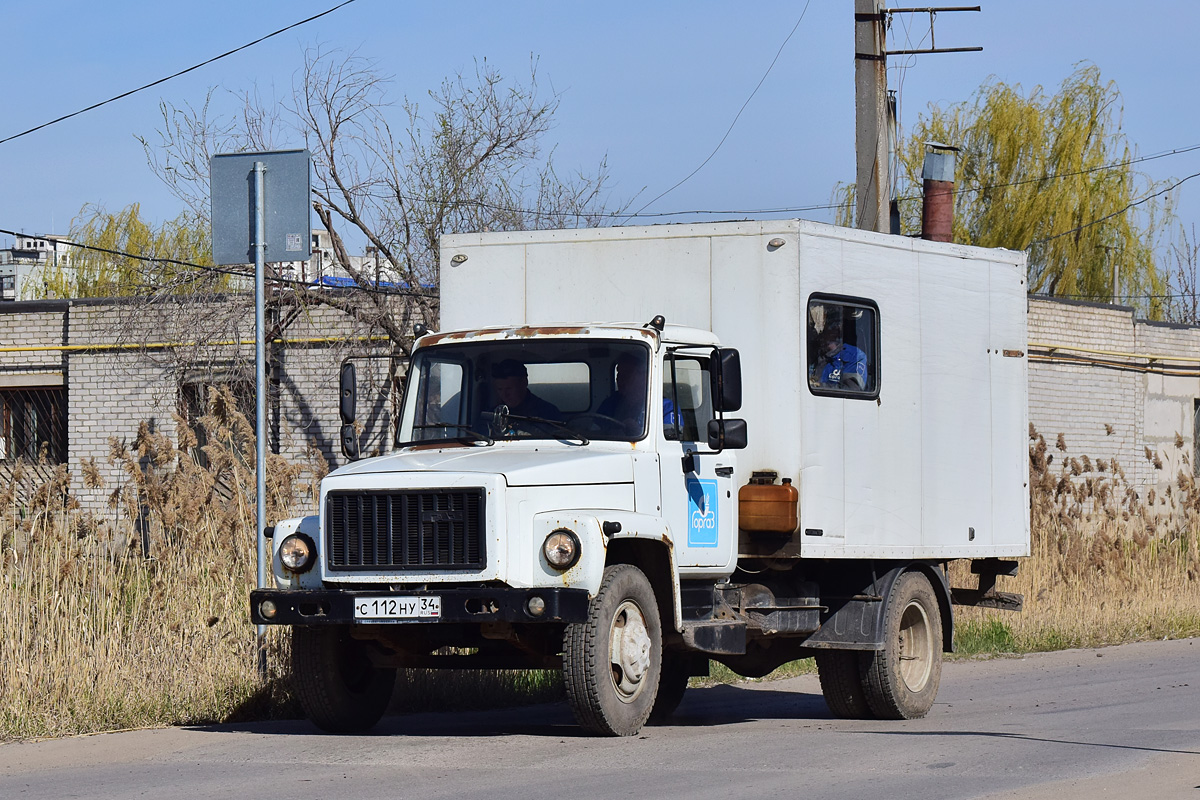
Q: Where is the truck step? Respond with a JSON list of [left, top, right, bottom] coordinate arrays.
[[680, 620, 747, 655]]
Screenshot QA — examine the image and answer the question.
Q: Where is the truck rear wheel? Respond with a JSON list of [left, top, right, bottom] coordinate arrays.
[[292, 625, 396, 733], [563, 564, 662, 736], [860, 570, 942, 719], [815, 650, 874, 719]]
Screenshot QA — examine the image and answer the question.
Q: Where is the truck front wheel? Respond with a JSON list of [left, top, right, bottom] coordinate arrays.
[[292, 625, 396, 733], [563, 564, 662, 736], [860, 570, 943, 719]]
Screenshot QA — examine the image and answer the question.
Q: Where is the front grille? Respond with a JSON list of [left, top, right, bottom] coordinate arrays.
[[325, 489, 486, 571]]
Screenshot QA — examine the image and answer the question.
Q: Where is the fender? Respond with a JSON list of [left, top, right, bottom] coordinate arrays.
[[531, 509, 682, 633], [802, 561, 954, 652]]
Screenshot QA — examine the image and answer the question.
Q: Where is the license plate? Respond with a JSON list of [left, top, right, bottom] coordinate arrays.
[[354, 596, 441, 620]]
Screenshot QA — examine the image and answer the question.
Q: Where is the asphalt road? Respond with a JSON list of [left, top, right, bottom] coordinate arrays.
[[2, 638, 1197, 800]]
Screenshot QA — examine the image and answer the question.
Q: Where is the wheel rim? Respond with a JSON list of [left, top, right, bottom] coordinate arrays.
[[609, 599, 652, 703], [897, 599, 933, 692]]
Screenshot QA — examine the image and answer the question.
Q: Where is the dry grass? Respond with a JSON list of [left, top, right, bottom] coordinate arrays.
[[3, 413, 1199, 740], [0, 388, 307, 742], [953, 426, 1200, 654]]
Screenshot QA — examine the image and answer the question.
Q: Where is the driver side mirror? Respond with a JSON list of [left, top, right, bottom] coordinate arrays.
[[711, 348, 742, 412], [339, 361, 360, 461], [340, 362, 357, 424]]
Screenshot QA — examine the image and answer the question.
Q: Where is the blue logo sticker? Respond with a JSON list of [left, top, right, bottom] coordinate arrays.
[[687, 478, 719, 548]]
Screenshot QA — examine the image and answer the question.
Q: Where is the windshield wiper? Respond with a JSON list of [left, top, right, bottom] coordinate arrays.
[[503, 413, 590, 446]]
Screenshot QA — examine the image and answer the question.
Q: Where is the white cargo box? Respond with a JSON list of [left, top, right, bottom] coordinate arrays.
[[440, 219, 1030, 560]]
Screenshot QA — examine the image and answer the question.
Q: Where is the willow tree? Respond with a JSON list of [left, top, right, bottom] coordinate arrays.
[[838, 65, 1174, 316], [35, 203, 220, 298]]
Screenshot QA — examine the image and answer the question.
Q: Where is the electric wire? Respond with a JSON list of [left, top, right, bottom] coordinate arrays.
[[0, 226, 430, 299], [887, 12, 932, 200], [621, 0, 814, 223], [937, 143, 1200, 201], [387, 141, 1200, 223], [0, 0, 359, 147], [1029, 170, 1200, 246], [1031, 291, 1197, 302]]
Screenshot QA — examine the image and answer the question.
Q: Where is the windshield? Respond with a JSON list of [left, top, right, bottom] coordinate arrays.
[[396, 338, 652, 446]]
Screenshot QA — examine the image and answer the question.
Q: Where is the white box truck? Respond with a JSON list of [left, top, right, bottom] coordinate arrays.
[[251, 219, 1030, 736]]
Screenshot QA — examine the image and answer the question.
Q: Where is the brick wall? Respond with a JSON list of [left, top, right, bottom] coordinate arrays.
[[1028, 297, 1200, 507], [0, 296, 398, 512]]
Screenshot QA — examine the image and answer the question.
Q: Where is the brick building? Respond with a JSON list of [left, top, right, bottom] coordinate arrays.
[[0, 295, 398, 510]]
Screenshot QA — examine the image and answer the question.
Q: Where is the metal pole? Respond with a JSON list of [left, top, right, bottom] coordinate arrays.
[[1112, 254, 1119, 305], [253, 161, 268, 678], [855, 0, 890, 233]]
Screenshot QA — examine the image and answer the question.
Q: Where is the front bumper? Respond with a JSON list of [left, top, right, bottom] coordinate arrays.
[[250, 586, 591, 626]]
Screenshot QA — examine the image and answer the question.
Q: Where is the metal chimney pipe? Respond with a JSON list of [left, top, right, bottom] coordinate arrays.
[[921, 142, 958, 243]]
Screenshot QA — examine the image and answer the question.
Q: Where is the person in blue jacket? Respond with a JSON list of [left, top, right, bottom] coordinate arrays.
[[810, 321, 868, 390]]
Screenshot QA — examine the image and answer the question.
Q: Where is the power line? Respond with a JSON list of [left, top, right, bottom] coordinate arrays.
[[0, 226, 430, 299], [622, 1, 814, 223], [1030, 170, 1200, 246], [937, 143, 1200, 201], [0, 0, 358, 147], [418, 195, 846, 220], [394, 141, 1200, 223], [1031, 291, 1189, 301]]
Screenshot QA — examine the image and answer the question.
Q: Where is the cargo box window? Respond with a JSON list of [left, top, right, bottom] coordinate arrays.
[[806, 296, 879, 398]]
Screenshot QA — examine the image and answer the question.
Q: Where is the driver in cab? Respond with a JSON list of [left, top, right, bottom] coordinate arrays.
[[489, 359, 563, 421]]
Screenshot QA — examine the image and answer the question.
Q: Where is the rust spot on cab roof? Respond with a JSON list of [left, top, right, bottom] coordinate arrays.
[[502, 326, 591, 338], [419, 330, 474, 347]]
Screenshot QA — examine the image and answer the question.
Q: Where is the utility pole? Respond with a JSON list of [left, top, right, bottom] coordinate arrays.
[[853, 5, 982, 235], [854, 0, 889, 233]]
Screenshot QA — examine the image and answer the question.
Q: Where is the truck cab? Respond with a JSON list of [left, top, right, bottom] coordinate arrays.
[[253, 320, 755, 735]]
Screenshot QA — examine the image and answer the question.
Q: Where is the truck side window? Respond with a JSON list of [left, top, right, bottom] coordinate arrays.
[[414, 361, 465, 439], [806, 296, 879, 398], [664, 354, 714, 443]]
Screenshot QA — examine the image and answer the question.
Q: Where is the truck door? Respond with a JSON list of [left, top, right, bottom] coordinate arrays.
[[658, 350, 736, 571]]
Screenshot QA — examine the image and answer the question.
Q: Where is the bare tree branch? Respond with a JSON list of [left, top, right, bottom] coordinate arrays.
[[137, 46, 620, 355]]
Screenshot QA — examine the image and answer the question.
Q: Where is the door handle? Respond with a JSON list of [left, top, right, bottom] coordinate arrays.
[[714, 466, 734, 477]]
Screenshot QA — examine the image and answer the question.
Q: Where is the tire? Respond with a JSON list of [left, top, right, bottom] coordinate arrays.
[[860, 570, 943, 720], [815, 650, 874, 719], [292, 625, 396, 733], [563, 564, 663, 736], [648, 652, 690, 724]]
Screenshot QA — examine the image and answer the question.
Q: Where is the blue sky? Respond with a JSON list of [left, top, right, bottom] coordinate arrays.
[[2, 1, 1197, 248]]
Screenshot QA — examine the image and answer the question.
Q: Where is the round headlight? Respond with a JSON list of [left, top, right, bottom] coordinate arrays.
[[279, 533, 315, 573], [543, 529, 580, 570]]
